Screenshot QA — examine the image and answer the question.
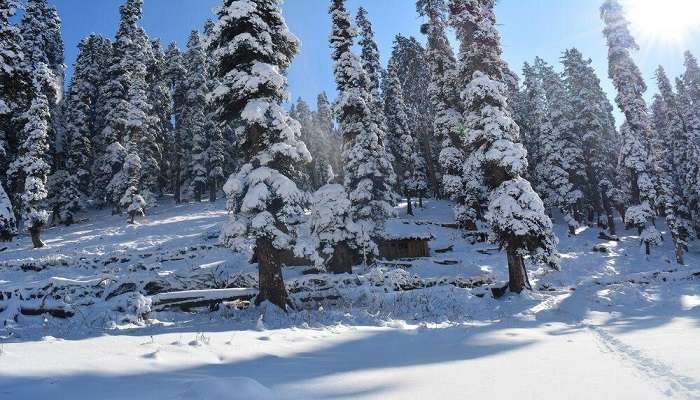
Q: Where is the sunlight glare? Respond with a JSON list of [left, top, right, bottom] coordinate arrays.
[[623, 0, 700, 45]]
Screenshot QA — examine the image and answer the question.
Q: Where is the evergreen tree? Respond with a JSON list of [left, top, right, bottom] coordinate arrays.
[[418, 0, 474, 228], [330, 0, 396, 268], [682, 51, 700, 113], [384, 58, 427, 215], [203, 19, 226, 202], [449, 0, 559, 293], [561, 48, 620, 233], [0, 180, 16, 241], [182, 30, 208, 202], [146, 39, 171, 196], [674, 78, 700, 229], [163, 42, 187, 202], [0, 0, 30, 183], [390, 35, 440, 197], [651, 69, 695, 264], [538, 59, 584, 233], [355, 7, 382, 105], [213, 0, 311, 309], [8, 72, 52, 248], [313, 92, 341, 181], [601, 0, 660, 254]]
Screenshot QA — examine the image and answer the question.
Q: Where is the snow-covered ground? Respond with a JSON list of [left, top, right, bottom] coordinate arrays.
[[1, 199, 699, 399]]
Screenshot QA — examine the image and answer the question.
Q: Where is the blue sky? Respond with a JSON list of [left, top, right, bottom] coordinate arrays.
[[52, 0, 699, 124]]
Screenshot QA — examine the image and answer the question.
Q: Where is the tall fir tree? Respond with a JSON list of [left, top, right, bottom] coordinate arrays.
[[146, 39, 171, 196], [384, 58, 427, 215], [330, 0, 396, 269], [182, 30, 208, 202], [449, 0, 559, 292], [203, 19, 226, 202], [561, 48, 620, 233], [651, 69, 695, 264], [163, 42, 187, 203], [601, 0, 661, 254], [213, 0, 311, 309], [418, 0, 474, 228], [390, 34, 440, 197]]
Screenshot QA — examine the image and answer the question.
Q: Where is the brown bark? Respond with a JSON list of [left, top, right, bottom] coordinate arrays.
[[254, 237, 288, 310], [600, 186, 617, 236], [675, 241, 685, 265], [327, 241, 354, 274], [29, 226, 44, 249], [507, 246, 526, 294]]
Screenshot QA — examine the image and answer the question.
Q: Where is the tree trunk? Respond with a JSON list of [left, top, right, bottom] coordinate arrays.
[[406, 193, 414, 216], [419, 196, 424, 208], [194, 183, 203, 203], [645, 241, 650, 256], [29, 226, 44, 249], [328, 241, 354, 274], [174, 169, 182, 204], [675, 240, 685, 265], [209, 177, 218, 202], [254, 237, 288, 310], [420, 134, 441, 199], [507, 246, 526, 294], [568, 225, 576, 236], [601, 187, 616, 236]]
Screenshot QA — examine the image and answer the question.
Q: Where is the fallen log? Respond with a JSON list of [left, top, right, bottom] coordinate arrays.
[[151, 288, 258, 311]]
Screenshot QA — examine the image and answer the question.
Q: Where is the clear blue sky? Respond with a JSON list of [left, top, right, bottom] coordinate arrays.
[[52, 0, 699, 125]]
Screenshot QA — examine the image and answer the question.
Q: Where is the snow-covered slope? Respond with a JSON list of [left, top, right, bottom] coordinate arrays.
[[1, 199, 699, 399]]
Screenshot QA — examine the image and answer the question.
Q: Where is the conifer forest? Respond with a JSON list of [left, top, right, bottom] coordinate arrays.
[[1, 1, 699, 399]]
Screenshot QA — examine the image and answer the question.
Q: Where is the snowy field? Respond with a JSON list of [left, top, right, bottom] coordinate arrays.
[[1, 199, 699, 399]]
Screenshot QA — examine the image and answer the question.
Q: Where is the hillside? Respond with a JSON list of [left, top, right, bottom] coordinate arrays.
[[1, 199, 699, 399]]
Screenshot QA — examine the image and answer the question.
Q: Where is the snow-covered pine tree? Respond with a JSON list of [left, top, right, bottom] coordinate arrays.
[[537, 59, 584, 234], [418, 0, 475, 228], [384, 58, 428, 215], [600, 0, 660, 255], [290, 98, 315, 190], [390, 35, 440, 198], [309, 183, 356, 272], [313, 92, 341, 182], [330, 0, 396, 266], [651, 69, 695, 264], [146, 39, 172, 196], [0, 0, 30, 182], [561, 48, 620, 233], [8, 70, 52, 248], [19, 0, 63, 168], [95, 0, 140, 209], [203, 19, 226, 202], [449, 0, 559, 292], [213, 0, 311, 309], [163, 42, 187, 203], [182, 30, 208, 202], [682, 51, 700, 113], [674, 78, 700, 230], [0, 180, 16, 241]]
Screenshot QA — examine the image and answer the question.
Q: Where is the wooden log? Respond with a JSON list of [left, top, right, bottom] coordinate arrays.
[[151, 288, 258, 311]]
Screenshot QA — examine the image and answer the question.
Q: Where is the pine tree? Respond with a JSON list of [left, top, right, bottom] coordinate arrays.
[[674, 78, 700, 230], [146, 39, 171, 196], [651, 69, 696, 264], [682, 51, 700, 112], [8, 72, 52, 248], [561, 48, 620, 233], [418, 0, 474, 228], [0, 180, 16, 241], [182, 30, 208, 202], [384, 58, 427, 215], [0, 0, 30, 183], [313, 92, 341, 181], [355, 7, 382, 105], [213, 0, 311, 309], [601, 0, 660, 254], [330, 0, 396, 268], [390, 35, 440, 197], [538, 59, 584, 233], [203, 19, 226, 202], [449, 0, 559, 292], [163, 42, 187, 203]]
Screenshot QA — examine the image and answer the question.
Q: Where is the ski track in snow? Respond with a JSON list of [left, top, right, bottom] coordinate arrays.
[[586, 323, 700, 400]]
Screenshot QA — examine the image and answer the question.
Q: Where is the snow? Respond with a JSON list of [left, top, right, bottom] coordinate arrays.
[[0, 199, 699, 399]]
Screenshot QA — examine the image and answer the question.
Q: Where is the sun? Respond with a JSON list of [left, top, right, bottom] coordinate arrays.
[[623, 0, 700, 46]]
